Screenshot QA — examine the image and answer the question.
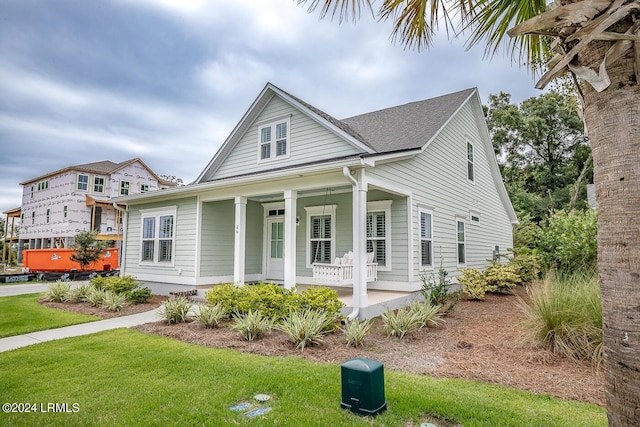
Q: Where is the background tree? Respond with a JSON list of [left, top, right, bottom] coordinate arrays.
[[299, 0, 640, 423], [485, 90, 592, 221], [70, 231, 108, 271]]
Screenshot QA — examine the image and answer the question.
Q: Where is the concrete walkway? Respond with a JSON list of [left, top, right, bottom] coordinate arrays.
[[0, 308, 161, 353], [0, 283, 49, 297]]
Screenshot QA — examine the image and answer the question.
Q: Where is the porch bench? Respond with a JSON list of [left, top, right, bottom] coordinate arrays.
[[312, 251, 378, 285]]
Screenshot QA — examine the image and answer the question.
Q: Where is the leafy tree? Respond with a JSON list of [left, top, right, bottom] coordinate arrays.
[[486, 91, 592, 221], [70, 231, 108, 271], [300, 0, 640, 423]]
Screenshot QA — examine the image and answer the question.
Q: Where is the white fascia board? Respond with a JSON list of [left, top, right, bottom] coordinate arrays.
[[269, 85, 376, 155], [420, 89, 477, 153], [114, 157, 363, 205]]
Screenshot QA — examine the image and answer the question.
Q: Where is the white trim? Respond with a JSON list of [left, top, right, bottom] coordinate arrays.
[[456, 217, 466, 266], [195, 273, 263, 286], [304, 204, 337, 268], [469, 210, 481, 225], [257, 115, 291, 163], [366, 200, 392, 271], [466, 139, 475, 183], [283, 190, 297, 289], [418, 207, 434, 270], [138, 206, 177, 267], [234, 196, 247, 285]]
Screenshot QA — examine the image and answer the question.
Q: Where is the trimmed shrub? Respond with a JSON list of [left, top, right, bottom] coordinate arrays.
[[103, 291, 128, 312], [291, 286, 345, 319], [100, 275, 139, 294], [458, 268, 490, 300], [45, 280, 72, 303], [231, 310, 272, 341], [159, 297, 192, 324], [277, 309, 334, 350], [89, 276, 107, 291], [194, 303, 228, 329], [127, 287, 152, 304], [382, 307, 422, 338], [483, 261, 522, 294], [341, 318, 373, 348]]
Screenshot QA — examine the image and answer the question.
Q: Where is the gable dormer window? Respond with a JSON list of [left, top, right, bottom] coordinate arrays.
[[258, 116, 290, 162]]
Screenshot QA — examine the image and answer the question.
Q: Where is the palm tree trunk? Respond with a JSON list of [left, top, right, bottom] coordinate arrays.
[[582, 35, 640, 426]]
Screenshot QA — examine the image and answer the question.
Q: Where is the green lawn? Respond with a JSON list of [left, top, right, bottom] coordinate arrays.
[[0, 293, 99, 338], [0, 328, 606, 427]]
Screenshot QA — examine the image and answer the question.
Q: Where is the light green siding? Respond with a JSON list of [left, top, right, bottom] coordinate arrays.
[[199, 200, 234, 277], [211, 96, 361, 180], [368, 100, 514, 282], [245, 201, 263, 275], [125, 197, 198, 278]]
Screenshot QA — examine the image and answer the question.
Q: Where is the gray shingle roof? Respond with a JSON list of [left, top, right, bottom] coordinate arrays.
[[341, 88, 476, 153]]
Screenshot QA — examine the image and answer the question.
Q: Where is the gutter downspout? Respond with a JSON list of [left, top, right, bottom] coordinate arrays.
[[343, 167, 360, 321], [112, 202, 128, 277]]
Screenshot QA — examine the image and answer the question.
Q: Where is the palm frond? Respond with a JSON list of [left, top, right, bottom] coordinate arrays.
[[464, 0, 548, 70], [297, 0, 374, 23]]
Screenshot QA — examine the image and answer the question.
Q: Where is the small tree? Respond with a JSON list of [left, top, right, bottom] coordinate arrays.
[[70, 231, 108, 271]]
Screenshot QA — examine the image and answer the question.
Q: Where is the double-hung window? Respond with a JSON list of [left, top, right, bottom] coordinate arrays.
[[366, 200, 392, 269], [94, 176, 105, 193], [419, 208, 433, 268], [258, 116, 290, 162], [140, 208, 176, 264], [120, 181, 130, 196], [457, 219, 466, 265], [305, 205, 336, 266], [77, 174, 89, 191]]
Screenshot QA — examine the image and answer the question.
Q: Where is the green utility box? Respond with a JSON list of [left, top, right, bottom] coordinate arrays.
[[340, 357, 387, 416]]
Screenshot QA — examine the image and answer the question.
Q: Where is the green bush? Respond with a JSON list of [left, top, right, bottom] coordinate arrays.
[[45, 281, 72, 303], [458, 268, 490, 300], [509, 251, 542, 283], [483, 261, 522, 294], [102, 291, 128, 312], [205, 283, 343, 321], [341, 318, 373, 348], [231, 310, 272, 341], [277, 309, 334, 350], [127, 287, 152, 304], [89, 276, 107, 291], [538, 209, 598, 273], [159, 297, 192, 324], [99, 275, 139, 294], [193, 303, 228, 329], [420, 266, 460, 314], [382, 306, 422, 338], [519, 271, 602, 364]]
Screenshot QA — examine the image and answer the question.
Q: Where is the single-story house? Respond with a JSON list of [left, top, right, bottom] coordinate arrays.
[[114, 83, 517, 319]]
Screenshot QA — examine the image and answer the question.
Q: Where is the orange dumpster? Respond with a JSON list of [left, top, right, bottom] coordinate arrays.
[[22, 248, 119, 272]]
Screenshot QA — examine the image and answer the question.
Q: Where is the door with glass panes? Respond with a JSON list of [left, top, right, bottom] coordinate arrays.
[[266, 217, 284, 280]]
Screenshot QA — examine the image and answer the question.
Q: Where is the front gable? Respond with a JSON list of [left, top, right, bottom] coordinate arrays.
[[196, 83, 373, 183]]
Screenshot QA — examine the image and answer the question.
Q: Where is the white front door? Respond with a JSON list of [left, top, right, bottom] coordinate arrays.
[[266, 218, 284, 281]]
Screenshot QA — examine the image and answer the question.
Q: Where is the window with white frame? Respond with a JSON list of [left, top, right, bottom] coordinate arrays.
[[467, 141, 474, 182], [120, 180, 130, 196], [305, 205, 336, 266], [140, 208, 176, 264], [77, 174, 89, 191], [140, 184, 149, 193], [94, 176, 105, 193], [419, 208, 433, 268], [258, 117, 290, 161], [366, 200, 392, 269], [457, 219, 466, 264]]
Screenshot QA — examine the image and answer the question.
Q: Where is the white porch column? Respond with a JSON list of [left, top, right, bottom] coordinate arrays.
[[283, 190, 297, 290], [234, 196, 247, 286], [357, 172, 369, 312]]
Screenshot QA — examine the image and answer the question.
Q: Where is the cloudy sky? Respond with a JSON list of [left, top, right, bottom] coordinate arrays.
[[0, 0, 543, 216]]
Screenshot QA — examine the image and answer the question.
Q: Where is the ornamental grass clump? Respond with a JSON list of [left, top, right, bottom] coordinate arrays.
[[45, 280, 72, 303], [159, 297, 192, 325], [382, 306, 422, 338], [277, 309, 334, 350], [341, 317, 373, 348], [193, 303, 229, 329], [519, 271, 602, 364], [410, 301, 444, 328], [85, 287, 107, 307], [102, 291, 128, 312], [66, 283, 92, 303], [231, 310, 272, 341]]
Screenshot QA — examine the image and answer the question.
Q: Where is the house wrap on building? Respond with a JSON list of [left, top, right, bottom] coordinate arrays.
[[12, 158, 175, 262], [114, 83, 518, 318]]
